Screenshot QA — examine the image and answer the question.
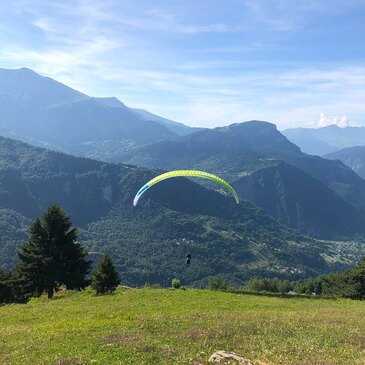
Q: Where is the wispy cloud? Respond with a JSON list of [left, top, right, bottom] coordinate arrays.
[[27, 0, 239, 36], [95, 64, 365, 128], [0, 0, 364, 128], [31, 17, 56, 33], [242, 0, 365, 32]]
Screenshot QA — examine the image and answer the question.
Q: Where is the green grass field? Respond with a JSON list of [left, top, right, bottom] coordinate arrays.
[[1, 288, 365, 365]]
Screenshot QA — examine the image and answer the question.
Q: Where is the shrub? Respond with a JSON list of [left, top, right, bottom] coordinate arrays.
[[171, 278, 182, 289], [207, 276, 228, 291], [91, 255, 120, 295]]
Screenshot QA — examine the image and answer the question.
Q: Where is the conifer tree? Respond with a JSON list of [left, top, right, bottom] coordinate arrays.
[[91, 255, 120, 294], [347, 255, 365, 299], [0, 267, 12, 303], [16, 204, 90, 299]]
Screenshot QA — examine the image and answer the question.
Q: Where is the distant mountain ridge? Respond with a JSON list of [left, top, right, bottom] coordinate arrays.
[[282, 125, 365, 156], [233, 162, 365, 238], [0, 67, 87, 108], [132, 108, 204, 136], [325, 146, 365, 179], [0, 67, 197, 160]]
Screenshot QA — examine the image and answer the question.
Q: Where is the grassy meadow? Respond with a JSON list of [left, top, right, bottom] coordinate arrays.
[[0, 288, 365, 365]]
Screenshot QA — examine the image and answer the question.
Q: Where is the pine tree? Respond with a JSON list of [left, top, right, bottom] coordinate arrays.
[[0, 268, 27, 304], [0, 267, 12, 303], [16, 204, 90, 299], [347, 256, 365, 299], [91, 255, 120, 294]]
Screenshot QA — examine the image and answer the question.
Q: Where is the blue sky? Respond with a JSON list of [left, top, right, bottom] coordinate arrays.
[[0, 0, 365, 129]]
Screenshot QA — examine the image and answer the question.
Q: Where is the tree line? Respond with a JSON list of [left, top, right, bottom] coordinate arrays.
[[2, 204, 365, 303], [204, 260, 365, 299], [241, 258, 365, 299], [0, 204, 120, 304]]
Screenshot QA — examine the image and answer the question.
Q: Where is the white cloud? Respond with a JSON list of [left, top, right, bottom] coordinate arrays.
[[32, 17, 57, 33], [315, 113, 350, 128]]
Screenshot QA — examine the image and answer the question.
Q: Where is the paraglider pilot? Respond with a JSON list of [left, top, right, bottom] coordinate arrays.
[[186, 252, 192, 265]]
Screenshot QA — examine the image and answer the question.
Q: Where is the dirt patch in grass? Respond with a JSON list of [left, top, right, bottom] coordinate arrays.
[[184, 324, 249, 341], [341, 336, 365, 350], [53, 357, 82, 365], [161, 347, 177, 356], [356, 336, 365, 349], [185, 328, 210, 340], [103, 334, 142, 346], [296, 361, 335, 365]]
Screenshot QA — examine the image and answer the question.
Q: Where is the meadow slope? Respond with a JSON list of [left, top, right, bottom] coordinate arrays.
[[0, 289, 365, 365]]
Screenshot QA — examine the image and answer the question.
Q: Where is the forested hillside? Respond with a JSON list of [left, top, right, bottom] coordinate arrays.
[[325, 146, 365, 179], [124, 121, 365, 238], [0, 136, 354, 285]]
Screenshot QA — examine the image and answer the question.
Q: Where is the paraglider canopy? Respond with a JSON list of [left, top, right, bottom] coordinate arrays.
[[133, 169, 239, 206]]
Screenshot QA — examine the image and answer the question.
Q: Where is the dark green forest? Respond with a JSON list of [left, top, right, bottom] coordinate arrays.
[[244, 255, 365, 299]]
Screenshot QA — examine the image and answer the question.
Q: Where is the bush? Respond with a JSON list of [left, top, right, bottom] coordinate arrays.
[[207, 276, 229, 291], [91, 255, 120, 295], [245, 277, 293, 293], [172, 278, 182, 289]]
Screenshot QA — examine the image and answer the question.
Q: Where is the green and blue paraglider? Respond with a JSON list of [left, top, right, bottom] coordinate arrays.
[[133, 169, 240, 206]]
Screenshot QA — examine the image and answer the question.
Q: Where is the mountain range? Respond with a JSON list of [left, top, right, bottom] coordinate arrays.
[[0, 67, 199, 162], [0, 135, 353, 286], [282, 125, 365, 156], [2, 68, 365, 238], [123, 121, 365, 238], [1, 67, 365, 284]]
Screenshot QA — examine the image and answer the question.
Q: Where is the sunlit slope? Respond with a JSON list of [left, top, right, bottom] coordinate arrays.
[[1, 289, 364, 365]]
